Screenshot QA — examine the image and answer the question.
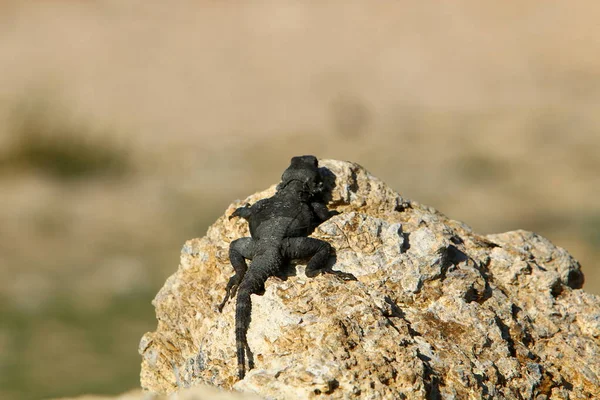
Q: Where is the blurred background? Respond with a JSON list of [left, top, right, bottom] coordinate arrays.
[[0, 1, 598, 399]]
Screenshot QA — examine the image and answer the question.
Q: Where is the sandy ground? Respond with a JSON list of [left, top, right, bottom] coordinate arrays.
[[0, 1, 599, 399]]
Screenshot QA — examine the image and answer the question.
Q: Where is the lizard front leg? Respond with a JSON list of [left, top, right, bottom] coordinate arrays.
[[229, 204, 252, 220], [218, 237, 256, 312], [311, 201, 339, 222]]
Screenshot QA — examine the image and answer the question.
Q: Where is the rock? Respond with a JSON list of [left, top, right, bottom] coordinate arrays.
[[53, 386, 263, 400], [139, 159, 600, 399]]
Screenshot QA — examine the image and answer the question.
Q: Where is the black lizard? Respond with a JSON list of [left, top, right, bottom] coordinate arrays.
[[218, 155, 353, 379]]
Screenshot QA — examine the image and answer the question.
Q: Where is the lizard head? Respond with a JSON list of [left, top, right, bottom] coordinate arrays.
[[289, 155, 318, 169], [277, 155, 323, 196]]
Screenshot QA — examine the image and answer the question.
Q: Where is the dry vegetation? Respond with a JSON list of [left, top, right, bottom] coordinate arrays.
[[0, 1, 599, 399]]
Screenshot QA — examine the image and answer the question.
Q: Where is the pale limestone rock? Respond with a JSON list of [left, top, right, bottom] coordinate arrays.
[[53, 386, 263, 400], [140, 159, 600, 399]]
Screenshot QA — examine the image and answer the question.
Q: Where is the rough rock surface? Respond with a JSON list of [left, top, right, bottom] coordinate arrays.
[[54, 386, 263, 400], [139, 159, 600, 399]]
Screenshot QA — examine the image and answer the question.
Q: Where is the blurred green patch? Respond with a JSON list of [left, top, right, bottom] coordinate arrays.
[[581, 214, 600, 248], [454, 153, 503, 182], [1, 99, 130, 181], [0, 291, 156, 400]]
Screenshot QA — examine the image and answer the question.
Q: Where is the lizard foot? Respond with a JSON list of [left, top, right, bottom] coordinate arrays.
[[218, 274, 243, 312]]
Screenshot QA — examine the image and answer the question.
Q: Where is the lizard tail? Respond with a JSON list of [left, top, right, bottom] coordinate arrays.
[[235, 289, 252, 379], [234, 251, 281, 379]]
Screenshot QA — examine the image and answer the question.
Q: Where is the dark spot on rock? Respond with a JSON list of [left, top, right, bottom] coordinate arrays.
[[494, 316, 516, 358], [473, 372, 490, 396], [417, 350, 442, 400], [450, 235, 464, 245], [394, 201, 412, 213], [447, 245, 468, 265], [401, 232, 411, 252], [325, 379, 340, 394], [566, 268, 584, 289], [464, 282, 492, 304], [550, 280, 564, 298], [349, 169, 359, 193]]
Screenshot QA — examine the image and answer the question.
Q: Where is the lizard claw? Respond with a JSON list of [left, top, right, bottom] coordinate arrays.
[[218, 274, 242, 312], [217, 297, 229, 313], [329, 270, 357, 281], [339, 272, 358, 281]]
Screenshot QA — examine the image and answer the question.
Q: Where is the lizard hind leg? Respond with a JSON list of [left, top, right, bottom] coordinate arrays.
[[219, 238, 256, 312], [282, 237, 332, 277], [283, 237, 356, 280]]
